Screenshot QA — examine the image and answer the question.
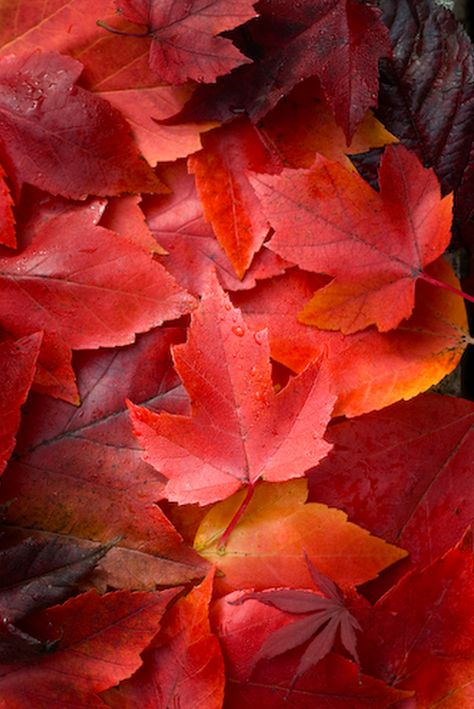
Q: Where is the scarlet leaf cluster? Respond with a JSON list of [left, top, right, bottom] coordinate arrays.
[[0, 0, 473, 706]]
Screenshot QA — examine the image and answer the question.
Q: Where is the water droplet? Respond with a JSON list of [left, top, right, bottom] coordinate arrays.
[[232, 325, 244, 337], [250, 366, 257, 376], [255, 390, 263, 401], [253, 331, 264, 345]]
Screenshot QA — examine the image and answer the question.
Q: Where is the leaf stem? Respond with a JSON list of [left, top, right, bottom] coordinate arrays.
[[419, 271, 474, 304], [218, 483, 255, 549], [96, 20, 151, 38]]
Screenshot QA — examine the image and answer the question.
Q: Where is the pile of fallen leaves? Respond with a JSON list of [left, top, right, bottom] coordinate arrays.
[[0, 0, 473, 706]]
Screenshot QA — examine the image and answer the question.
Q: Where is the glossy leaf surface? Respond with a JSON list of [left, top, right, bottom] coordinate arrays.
[[129, 274, 335, 505]]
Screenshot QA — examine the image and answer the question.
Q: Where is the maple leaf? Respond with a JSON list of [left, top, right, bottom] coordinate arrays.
[[162, 0, 391, 141], [102, 571, 225, 709], [359, 539, 474, 701], [258, 144, 453, 333], [0, 327, 209, 591], [0, 588, 180, 708], [213, 591, 412, 707], [194, 479, 407, 595], [0, 333, 41, 475], [0, 201, 195, 401], [104, 0, 257, 85], [231, 557, 361, 683], [129, 272, 335, 506], [233, 258, 469, 417], [145, 161, 287, 296], [307, 392, 474, 574]]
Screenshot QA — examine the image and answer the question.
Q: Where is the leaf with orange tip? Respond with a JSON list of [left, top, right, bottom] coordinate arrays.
[[102, 571, 225, 709], [261, 145, 453, 333], [0, 588, 179, 708], [0, 333, 41, 475], [258, 78, 397, 170], [194, 479, 407, 596], [307, 392, 474, 574], [234, 258, 468, 417], [129, 273, 335, 506]]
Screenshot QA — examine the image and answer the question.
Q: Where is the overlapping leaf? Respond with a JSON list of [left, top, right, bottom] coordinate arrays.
[[0, 200, 194, 400], [0, 588, 179, 708], [194, 480, 407, 595], [231, 559, 361, 682], [0, 0, 211, 166], [0, 51, 162, 198], [377, 0, 474, 230], [0, 536, 114, 662], [0, 327, 209, 591], [102, 571, 225, 708], [112, 0, 257, 84], [188, 118, 273, 278], [260, 145, 453, 333], [144, 162, 287, 296], [359, 540, 474, 703], [212, 592, 411, 707], [129, 273, 335, 505], [234, 258, 469, 417], [307, 393, 474, 572], [166, 0, 391, 141]]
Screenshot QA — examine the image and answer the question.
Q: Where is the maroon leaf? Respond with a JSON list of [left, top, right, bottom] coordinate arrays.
[[162, 0, 391, 140]]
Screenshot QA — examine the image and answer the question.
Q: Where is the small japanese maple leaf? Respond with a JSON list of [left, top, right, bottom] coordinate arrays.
[[109, 0, 257, 84], [231, 554, 361, 683], [259, 144, 453, 333], [128, 272, 335, 506]]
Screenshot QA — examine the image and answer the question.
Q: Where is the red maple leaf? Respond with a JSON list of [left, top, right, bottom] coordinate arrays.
[[104, 0, 257, 84], [258, 145, 453, 333], [129, 272, 335, 505]]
